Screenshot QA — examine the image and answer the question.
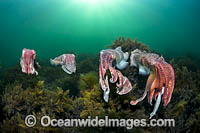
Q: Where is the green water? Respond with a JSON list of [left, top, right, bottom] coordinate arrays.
[[0, 0, 199, 67]]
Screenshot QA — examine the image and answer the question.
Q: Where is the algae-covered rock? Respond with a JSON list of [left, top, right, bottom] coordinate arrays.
[[1, 80, 74, 132], [109, 37, 150, 54]]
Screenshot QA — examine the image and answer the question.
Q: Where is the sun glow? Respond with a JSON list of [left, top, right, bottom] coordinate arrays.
[[73, 0, 114, 6], [80, 0, 100, 4], [67, 0, 125, 17]]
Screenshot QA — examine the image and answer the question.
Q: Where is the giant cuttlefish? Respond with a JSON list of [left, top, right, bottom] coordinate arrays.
[[99, 47, 133, 102], [130, 49, 175, 119], [50, 54, 76, 74], [20, 48, 40, 75], [99, 47, 175, 119]]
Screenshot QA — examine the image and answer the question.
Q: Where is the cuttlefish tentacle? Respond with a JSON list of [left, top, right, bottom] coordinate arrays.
[[103, 76, 110, 102], [149, 87, 165, 119]]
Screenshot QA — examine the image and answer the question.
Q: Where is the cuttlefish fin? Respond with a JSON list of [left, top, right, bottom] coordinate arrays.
[[139, 65, 150, 76], [115, 47, 122, 51], [116, 60, 128, 70], [124, 52, 129, 61]]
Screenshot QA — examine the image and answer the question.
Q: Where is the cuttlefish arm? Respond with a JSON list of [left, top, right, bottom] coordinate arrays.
[[99, 48, 132, 102], [99, 62, 110, 102], [149, 87, 164, 119], [130, 72, 155, 105], [50, 58, 61, 66]]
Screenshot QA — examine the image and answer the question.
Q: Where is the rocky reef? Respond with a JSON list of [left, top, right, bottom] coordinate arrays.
[[0, 37, 200, 132]]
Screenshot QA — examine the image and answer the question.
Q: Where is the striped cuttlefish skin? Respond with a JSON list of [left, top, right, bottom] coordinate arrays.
[[99, 47, 132, 103], [20, 48, 38, 75], [50, 54, 76, 74], [99, 47, 175, 119], [130, 49, 175, 119]]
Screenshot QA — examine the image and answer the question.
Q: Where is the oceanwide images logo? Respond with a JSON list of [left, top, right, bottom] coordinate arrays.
[[25, 115, 175, 129]]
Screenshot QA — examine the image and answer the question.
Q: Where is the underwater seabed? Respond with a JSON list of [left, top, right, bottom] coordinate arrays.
[[0, 37, 200, 132]]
